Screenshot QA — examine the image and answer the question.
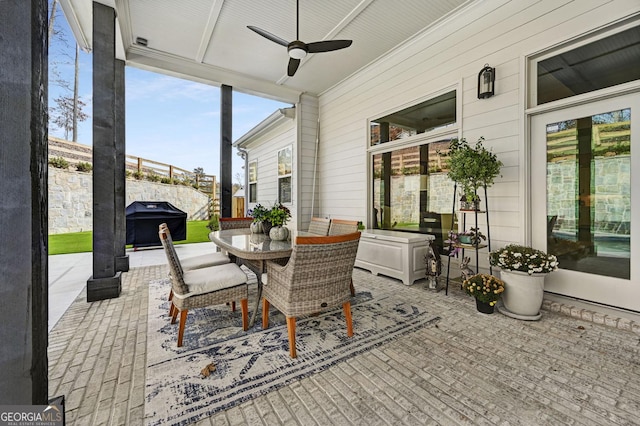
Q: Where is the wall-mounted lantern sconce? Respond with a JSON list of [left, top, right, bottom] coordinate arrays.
[[477, 64, 495, 99]]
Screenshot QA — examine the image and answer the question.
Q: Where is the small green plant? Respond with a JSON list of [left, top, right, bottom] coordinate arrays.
[[125, 170, 133, 178], [76, 162, 92, 172], [177, 173, 193, 186], [160, 177, 174, 185], [445, 228, 486, 257], [207, 214, 220, 231], [265, 203, 291, 226], [133, 171, 144, 180], [248, 204, 269, 222], [460, 227, 486, 245], [146, 172, 160, 182], [48, 156, 69, 169]]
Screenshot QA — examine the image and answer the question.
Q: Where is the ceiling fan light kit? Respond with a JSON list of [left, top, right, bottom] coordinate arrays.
[[248, 0, 352, 77], [288, 41, 307, 59]]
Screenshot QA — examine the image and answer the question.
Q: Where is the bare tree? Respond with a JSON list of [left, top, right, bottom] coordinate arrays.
[[234, 172, 244, 187], [48, 0, 59, 43], [193, 167, 206, 179], [48, 0, 87, 142], [51, 96, 88, 140], [72, 44, 80, 141]]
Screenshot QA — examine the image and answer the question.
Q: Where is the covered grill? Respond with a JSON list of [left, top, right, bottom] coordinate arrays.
[[125, 201, 187, 247]]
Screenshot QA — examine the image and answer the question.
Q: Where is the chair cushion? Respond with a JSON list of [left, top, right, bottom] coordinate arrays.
[[180, 252, 229, 271], [179, 263, 247, 297]]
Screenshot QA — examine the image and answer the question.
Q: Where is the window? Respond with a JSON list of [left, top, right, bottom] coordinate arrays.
[[371, 139, 456, 249], [248, 161, 257, 203], [370, 90, 456, 146], [368, 88, 459, 248], [533, 25, 640, 106], [277, 146, 292, 203]]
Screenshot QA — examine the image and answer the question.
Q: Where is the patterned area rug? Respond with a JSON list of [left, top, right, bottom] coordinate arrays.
[[144, 273, 440, 425]]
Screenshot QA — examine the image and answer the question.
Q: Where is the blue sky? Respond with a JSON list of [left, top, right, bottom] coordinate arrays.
[[48, 3, 289, 179]]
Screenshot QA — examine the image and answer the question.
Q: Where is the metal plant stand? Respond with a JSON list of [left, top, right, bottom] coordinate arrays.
[[445, 184, 493, 295]]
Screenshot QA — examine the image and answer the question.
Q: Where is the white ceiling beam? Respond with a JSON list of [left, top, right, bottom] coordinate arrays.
[[325, 0, 375, 39], [59, 0, 92, 51], [195, 0, 226, 63], [114, 0, 133, 47], [126, 45, 301, 104]]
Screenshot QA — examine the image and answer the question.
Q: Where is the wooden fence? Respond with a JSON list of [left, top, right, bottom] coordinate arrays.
[[49, 136, 218, 199], [125, 155, 216, 197]]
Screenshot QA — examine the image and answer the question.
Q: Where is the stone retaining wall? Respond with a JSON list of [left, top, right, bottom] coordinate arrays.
[[49, 168, 212, 234]]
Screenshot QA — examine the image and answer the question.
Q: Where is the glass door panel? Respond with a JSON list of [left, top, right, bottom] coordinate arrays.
[[545, 108, 630, 279], [531, 94, 639, 311]]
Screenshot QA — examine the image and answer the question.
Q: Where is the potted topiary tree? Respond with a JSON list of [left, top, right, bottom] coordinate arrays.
[[446, 137, 502, 210]]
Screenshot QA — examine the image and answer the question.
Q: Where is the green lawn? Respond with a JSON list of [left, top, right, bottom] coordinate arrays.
[[49, 220, 212, 255]]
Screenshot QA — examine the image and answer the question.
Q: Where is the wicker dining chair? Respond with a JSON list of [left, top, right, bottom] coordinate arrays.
[[159, 230, 249, 347], [327, 219, 360, 296], [261, 232, 361, 358], [307, 217, 331, 235], [328, 218, 359, 236], [159, 223, 230, 317], [219, 217, 254, 230]]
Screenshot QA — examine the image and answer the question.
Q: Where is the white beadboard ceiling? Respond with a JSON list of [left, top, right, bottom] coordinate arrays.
[[60, 0, 473, 103]]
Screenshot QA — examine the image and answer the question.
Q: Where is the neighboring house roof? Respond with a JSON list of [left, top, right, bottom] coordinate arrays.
[[234, 107, 295, 148]]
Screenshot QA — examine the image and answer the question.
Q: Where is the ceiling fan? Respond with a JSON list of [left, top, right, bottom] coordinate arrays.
[[247, 0, 353, 77]]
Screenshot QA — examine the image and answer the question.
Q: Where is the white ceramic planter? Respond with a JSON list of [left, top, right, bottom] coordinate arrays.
[[499, 270, 547, 319]]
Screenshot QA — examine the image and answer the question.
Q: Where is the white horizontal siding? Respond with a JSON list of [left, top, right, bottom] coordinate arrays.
[[317, 0, 637, 243], [246, 118, 297, 229]]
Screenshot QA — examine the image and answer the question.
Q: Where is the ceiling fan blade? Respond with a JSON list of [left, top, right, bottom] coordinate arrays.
[[247, 26, 290, 47], [307, 39, 353, 53], [287, 58, 301, 77]]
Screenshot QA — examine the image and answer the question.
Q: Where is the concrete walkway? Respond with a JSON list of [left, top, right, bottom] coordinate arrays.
[[48, 246, 640, 425], [48, 243, 215, 332]]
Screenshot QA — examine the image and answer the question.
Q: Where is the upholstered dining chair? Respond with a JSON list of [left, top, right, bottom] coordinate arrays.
[[328, 219, 359, 236], [327, 219, 360, 296], [219, 217, 254, 230], [159, 223, 229, 273], [307, 217, 331, 235], [159, 223, 230, 317], [261, 232, 361, 358], [159, 230, 249, 347]]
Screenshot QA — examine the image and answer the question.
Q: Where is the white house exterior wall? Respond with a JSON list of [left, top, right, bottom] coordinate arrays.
[[317, 0, 639, 256], [245, 118, 297, 231]]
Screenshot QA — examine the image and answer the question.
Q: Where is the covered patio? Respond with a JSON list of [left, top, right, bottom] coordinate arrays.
[[48, 246, 640, 424], [2, 0, 639, 418]]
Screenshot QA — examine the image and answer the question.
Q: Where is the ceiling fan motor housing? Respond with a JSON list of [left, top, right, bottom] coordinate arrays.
[[288, 40, 308, 59]]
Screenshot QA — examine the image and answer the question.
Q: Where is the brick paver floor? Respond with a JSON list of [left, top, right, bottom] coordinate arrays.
[[49, 265, 640, 425]]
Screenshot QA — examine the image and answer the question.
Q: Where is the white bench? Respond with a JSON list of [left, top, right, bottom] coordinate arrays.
[[355, 229, 434, 285]]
